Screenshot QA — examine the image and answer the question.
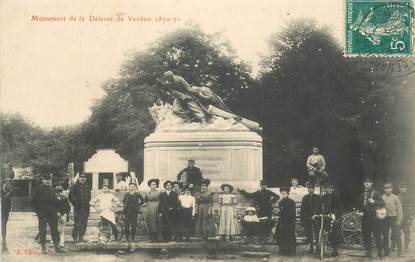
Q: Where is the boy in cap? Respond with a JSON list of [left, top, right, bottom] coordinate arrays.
[[358, 177, 384, 258], [382, 183, 403, 256], [123, 182, 145, 242], [55, 185, 71, 247], [300, 182, 320, 254], [398, 180, 414, 252]]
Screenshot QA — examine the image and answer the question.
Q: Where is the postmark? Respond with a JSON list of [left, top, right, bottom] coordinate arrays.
[[345, 0, 414, 56]]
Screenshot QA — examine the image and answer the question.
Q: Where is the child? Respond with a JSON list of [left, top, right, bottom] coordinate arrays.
[[218, 183, 240, 241], [242, 207, 260, 243], [55, 186, 71, 247]]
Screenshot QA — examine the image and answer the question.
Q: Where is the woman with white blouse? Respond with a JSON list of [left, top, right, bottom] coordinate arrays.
[[177, 186, 196, 241]]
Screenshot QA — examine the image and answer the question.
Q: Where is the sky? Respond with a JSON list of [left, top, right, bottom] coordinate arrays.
[[1, 0, 342, 127]]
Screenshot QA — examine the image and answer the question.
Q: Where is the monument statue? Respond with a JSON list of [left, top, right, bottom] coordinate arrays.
[[149, 71, 262, 132], [144, 70, 263, 190]]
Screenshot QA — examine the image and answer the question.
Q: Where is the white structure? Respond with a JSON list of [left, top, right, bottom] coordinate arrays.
[[84, 149, 128, 190], [144, 131, 262, 190]]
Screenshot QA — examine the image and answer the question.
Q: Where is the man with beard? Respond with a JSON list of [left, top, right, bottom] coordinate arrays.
[[68, 173, 91, 242], [177, 159, 204, 193]]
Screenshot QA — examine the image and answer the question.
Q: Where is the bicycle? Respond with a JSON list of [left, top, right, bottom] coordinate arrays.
[[312, 214, 334, 260]]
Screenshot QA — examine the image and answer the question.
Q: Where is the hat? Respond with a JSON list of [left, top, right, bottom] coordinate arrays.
[[147, 178, 160, 187], [172, 181, 183, 188], [79, 173, 86, 178], [306, 182, 315, 189], [188, 159, 195, 163], [201, 178, 211, 186], [55, 185, 64, 192], [245, 207, 256, 213], [220, 183, 234, 192], [163, 180, 173, 189], [384, 183, 393, 189]]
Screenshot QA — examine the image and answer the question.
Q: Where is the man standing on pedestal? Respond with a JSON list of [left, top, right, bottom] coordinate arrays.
[[177, 159, 203, 193], [68, 173, 91, 243], [306, 146, 328, 186]]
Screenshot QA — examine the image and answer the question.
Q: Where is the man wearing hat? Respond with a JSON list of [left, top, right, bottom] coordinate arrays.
[[238, 180, 280, 219], [158, 180, 179, 242], [177, 159, 204, 193], [68, 172, 91, 243], [300, 182, 320, 254], [382, 183, 403, 256], [123, 182, 145, 242], [358, 177, 384, 258], [398, 180, 414, 252], [32, 174, 64, 254]]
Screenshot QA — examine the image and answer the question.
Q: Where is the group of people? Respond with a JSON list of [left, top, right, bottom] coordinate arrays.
[[3, 154, 412, 259]]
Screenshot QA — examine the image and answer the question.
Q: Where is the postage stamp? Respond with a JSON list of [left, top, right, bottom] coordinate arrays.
[[345, 0, 414, 56]]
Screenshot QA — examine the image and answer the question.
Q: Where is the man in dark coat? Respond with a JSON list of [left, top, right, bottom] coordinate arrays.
[[316, 184, 342, 257], [398, 181, 414, 252], [176, 159, 203, 193], [32, 175, 65, 254], [158, 180, 179, 242], [1, 164, 13, 254], [238, 180, 280, 218], [68, 173, 91, 242], [277, 186, 296, 256], [300, 182, 320, 254], [358, 177, 385, 258], [123, 182, 145, 242]]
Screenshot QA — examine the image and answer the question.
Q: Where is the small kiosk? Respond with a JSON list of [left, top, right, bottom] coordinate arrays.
[[84, 149, 129, 191]]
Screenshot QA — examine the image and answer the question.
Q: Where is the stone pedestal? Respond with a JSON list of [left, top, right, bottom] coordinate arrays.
[[143, 131, 262, 190]]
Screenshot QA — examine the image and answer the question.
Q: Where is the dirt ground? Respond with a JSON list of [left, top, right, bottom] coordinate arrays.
[[2, 212, 415, 262]]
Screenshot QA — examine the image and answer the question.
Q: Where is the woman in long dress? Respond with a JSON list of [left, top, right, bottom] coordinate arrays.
[[218, 183, 240, 241], [195, 179, 214, 240], [277, 186, 296, 256], [144, 178, 160, 242], [177, 186, 196, 241]]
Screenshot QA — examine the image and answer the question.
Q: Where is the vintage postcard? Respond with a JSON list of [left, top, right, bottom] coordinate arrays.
[[1, 0, 414, 261]]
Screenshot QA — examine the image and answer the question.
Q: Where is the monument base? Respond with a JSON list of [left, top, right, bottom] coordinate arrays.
[[142, 131, 262, 191]]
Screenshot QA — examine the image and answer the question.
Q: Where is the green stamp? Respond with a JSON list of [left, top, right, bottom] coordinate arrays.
[[345, 0, 413, 56]]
